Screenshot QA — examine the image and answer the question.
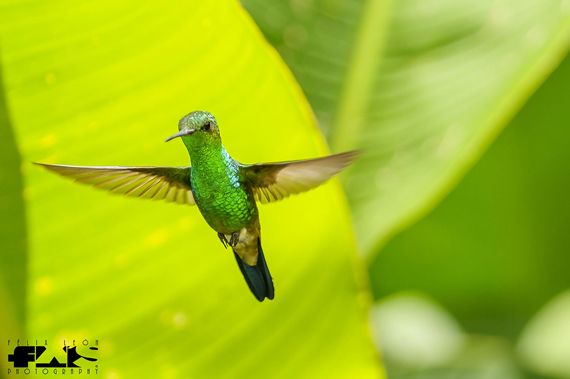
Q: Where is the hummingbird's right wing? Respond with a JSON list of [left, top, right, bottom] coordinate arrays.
[[35, 163, 195, 205], [241, 150, 358, 204]]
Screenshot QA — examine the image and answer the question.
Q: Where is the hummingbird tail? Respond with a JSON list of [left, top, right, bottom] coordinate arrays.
[[233, 238, 274, 301]]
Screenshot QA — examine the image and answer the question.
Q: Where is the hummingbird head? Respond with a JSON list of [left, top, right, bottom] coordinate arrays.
[[165, 111, 221, 146]]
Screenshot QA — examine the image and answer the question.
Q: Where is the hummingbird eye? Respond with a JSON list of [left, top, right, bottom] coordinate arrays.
[[202, 121, 211, 131]]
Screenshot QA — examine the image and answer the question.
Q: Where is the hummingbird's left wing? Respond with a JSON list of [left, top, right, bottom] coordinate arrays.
[[35, 163, 195, 205], [241, 150, 358, 204]]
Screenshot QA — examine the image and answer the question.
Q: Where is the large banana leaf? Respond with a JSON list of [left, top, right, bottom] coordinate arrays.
[[0, 1, 382, 377], [241, 0, 570, 256], [369, 50, 570, 374]]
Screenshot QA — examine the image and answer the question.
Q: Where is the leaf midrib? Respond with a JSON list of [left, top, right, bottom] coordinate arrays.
[[331, 0, 393, 153]]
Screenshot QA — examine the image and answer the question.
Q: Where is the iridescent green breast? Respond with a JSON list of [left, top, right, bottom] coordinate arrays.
[[190, 146, 257, 233]]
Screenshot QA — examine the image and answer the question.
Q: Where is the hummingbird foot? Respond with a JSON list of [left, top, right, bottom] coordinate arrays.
[[217, 233, 228, 249], [229, 231, 239, 247]]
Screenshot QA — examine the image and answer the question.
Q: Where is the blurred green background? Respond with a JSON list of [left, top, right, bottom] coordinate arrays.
[[368, 51, 570, 379], [1, 0, 570, 378]]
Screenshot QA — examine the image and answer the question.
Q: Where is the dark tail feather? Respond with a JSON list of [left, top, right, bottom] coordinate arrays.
[[233, 238, 274, 301]]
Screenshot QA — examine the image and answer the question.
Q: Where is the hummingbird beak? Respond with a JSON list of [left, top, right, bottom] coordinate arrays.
[[164, 128, 196, 142]]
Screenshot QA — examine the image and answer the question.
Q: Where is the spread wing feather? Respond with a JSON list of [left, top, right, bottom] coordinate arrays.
[[241, 151, 359, 204], [35, 163, 195, 205]]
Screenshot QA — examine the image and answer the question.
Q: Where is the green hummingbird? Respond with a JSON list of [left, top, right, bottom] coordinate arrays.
[[36, 111, 358, 301]]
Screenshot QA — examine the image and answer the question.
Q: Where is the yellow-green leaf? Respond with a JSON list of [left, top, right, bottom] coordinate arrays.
[[0, 61, 26, 374], [0, 1, 382, 377]]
